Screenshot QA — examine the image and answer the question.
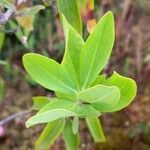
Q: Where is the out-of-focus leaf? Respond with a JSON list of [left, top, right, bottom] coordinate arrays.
[[23, 53, 77, 96], [0, 0, 12, 9], [79, 11, 115, 89], [86, 117, 106, 142], [0, 32, 5, 52], [18, 5, 45, 16], [33, 96, 53, 110], [16, 15, 34, 31], [0, 78, 4, 101], [35, 119, 65, 150], [57, 0, 82, 35], [78, 0, 96, 32], [102, 72, 137, 112], [72, 117, 79, 134], [63, 120, 79, 150]]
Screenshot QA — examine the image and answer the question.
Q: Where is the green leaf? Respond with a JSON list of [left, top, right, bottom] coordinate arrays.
[[63, 120, 79, 150], [71, 104, 100, 117], [72, 117, 79, 134], [26, 108, 77, 128], [57, 0, 82, 35], [35, 119, 65, 150], [86, 117, 106, 142], [79, 11, 115, 89], [102, 71, 137, 112], [91, 74, 106, 87], [0, 0, 12, 9], [33, 96, 52, 110], [39, 99, 100, 117], [77, 84, 120, 104], [0, 32, 5, 51], [26, 99, 100, 127], [0, 78, 4, 101], [61, 15, 85, 90], [22, 53, 77, 96]]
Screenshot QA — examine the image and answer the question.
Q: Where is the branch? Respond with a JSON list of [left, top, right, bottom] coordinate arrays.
[[0, 109, 32, 126]]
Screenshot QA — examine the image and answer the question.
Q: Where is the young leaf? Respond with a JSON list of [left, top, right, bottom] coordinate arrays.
[[77, 85, 120, 105], [86, 117, 106, 142], [26, 108, 77, 128], [102, 71, 137, 112], [57, 0, 82, 35], [80, 11, 115, 89], [35, 119, 65, 150], [23, 53, 77, 96], [33, 96, 52, 110], [61, 15, 85, 90], [63, 120, 79, 150]]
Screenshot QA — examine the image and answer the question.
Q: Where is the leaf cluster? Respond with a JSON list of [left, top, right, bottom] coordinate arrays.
[[23, 11, 137, 150]]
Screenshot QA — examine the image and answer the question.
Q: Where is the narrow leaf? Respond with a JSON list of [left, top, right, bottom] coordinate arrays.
[[86, 117, 106, 142], [61, 15, 85, 90], [23, 53, 77, 96], [35, 119, 65, 150], [57, 0, 82, 35], [102, 71, 137, 112], [80, 11, 115, 89], [63, 120, 79, 150]]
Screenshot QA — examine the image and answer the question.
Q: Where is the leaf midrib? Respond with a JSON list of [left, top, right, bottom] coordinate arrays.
[[31, 59, 77, 94], [81, 20, 106, 89]]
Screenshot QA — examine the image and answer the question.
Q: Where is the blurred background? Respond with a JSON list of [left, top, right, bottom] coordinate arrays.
[[0, 0, 150, 149]]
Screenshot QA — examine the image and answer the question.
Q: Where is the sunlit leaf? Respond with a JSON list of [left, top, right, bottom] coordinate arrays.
[[102, 72, 137, 112], [77, 85, 120, 112], [23, 53, 77, 96], [80, 11, 115, 89]]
